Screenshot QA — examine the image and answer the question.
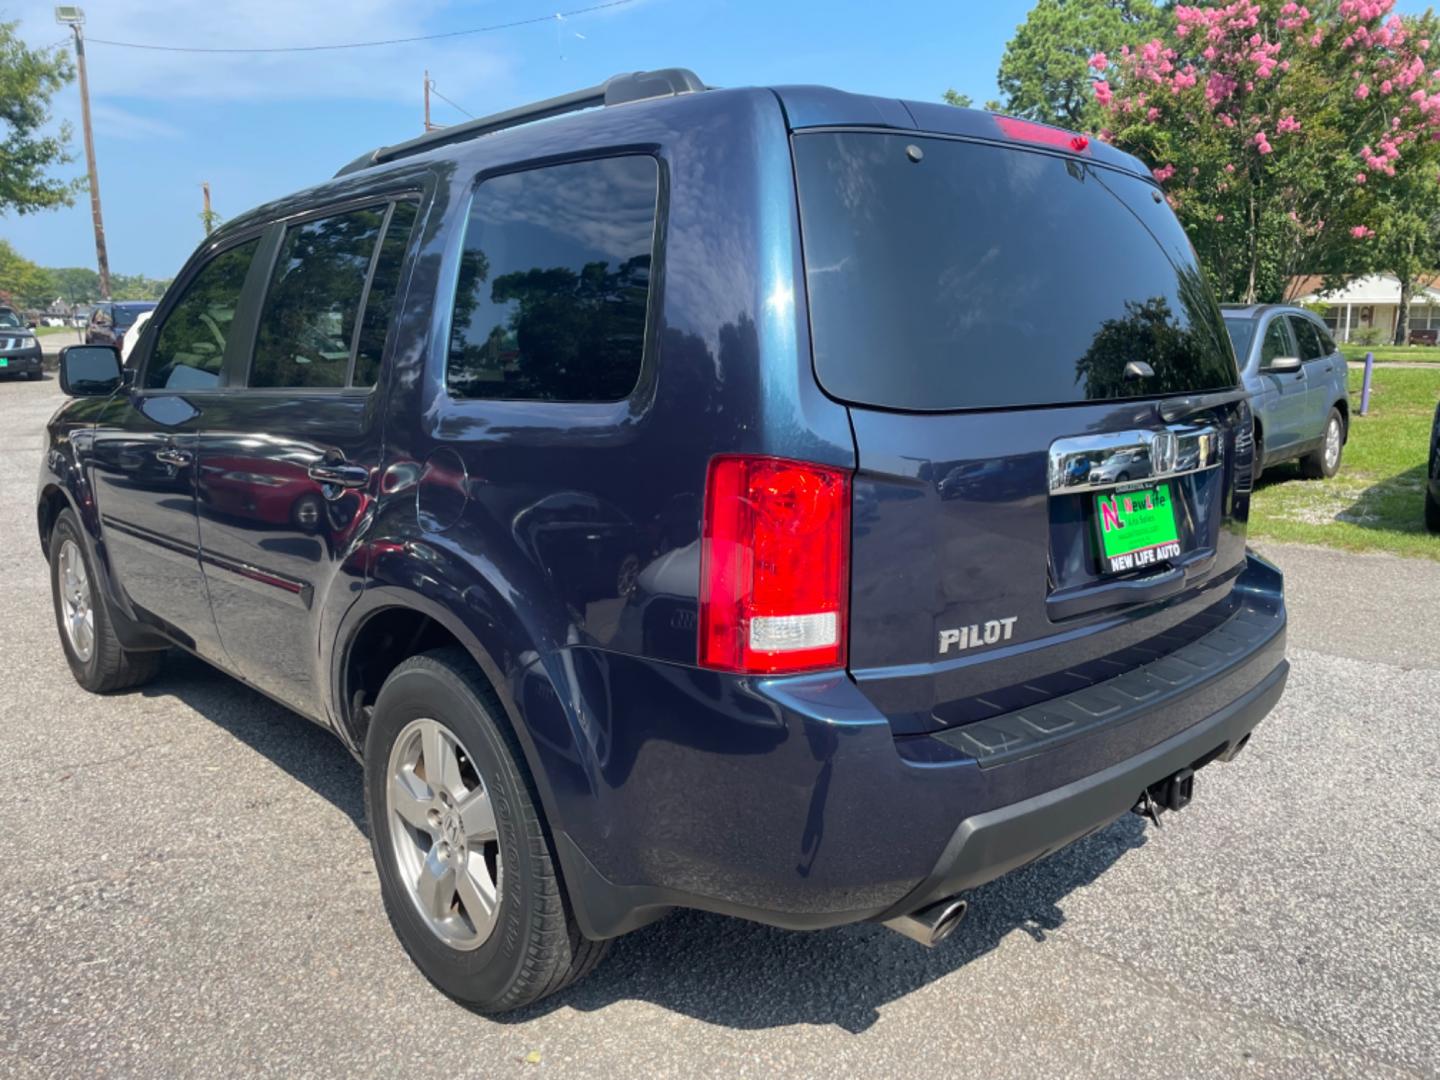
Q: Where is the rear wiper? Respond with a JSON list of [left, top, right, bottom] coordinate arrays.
[[1158, 388, 1249, 423]]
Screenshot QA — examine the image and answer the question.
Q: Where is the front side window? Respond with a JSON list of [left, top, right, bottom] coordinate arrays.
[[446, 155, 658, 403], [1260, 318, 1293, 368], [145, 239, 260, 390], [251, 207, 387, 389]]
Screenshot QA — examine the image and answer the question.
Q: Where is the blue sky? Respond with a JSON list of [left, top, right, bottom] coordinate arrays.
[[2, 0, 1032, 280]]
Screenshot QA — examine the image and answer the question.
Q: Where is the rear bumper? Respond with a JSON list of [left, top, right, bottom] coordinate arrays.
[[876, 656, 1285, 920], [543, 552, 1287, 939]]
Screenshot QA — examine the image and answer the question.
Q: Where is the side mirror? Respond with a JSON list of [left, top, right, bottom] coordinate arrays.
[[59, 344, 123, 397], [1266, 355, 1302, 374]]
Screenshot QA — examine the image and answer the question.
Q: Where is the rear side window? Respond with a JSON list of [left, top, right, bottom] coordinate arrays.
[[352, 201, 419, 387], [1290, 316, 1326, 361], [793, 132, 1237, 410], [146, 239, 260, 390], [1260, 319, 1293, 368], [251, 206, 387, 388], [446, 155, 658, 402]]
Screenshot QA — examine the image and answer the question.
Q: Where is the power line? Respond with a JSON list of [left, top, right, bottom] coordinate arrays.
[[85, 0, 635, 55], [429, 84, 475, 119]]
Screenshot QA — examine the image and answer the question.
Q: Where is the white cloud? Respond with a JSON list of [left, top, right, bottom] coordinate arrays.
[[88, 101, 182, 140], [12, 1, 522, 105]]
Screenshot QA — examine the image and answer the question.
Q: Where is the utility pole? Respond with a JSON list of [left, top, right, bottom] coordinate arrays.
[[424, 70, 434, 132], [55, 7, 111, 301], [201, 181, 214, 235]]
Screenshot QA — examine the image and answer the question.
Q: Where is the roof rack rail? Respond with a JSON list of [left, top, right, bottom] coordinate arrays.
[[334, 67, 706, 178]]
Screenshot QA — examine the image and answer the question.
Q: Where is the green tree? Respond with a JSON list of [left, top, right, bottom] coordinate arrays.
[[996, 0, 1166, 130], [1095, 1, 1440, 304], [45, 266, 100, 305], [1339, 145, 1440, 344], [0, 239, 49, 307], [0, 19, 78, 216], [110, 272, 172, 301], [942, 90, 1003, 111]]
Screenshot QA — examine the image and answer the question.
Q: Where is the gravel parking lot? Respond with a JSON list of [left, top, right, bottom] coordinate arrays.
[[2, 374, 1437, 1079]]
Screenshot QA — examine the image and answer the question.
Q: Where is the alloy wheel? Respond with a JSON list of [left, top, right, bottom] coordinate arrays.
[[58, 539, 94, 662], [386, 717, 502, 950], [1325, 416, 1342, 472]]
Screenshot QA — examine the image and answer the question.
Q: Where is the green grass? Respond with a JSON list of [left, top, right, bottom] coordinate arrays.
[[1248, 366, 1440, 560], [33, 325, 80, 338], [1340, 344, 1440, 363]]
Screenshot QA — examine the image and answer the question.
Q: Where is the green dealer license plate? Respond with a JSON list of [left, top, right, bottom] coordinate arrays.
[[0, 358, 9, 367], [1093, 483, 1182, 574]]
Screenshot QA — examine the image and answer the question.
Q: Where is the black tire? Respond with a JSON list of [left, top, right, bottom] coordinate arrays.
[[27, 370, 42, 381], [1301, 408, 1345, 479], [48, 509, 164, 692], [1252, 427, 1265, 484], [364, 647, 609, 1012], [1426, 487, 1440, 534]]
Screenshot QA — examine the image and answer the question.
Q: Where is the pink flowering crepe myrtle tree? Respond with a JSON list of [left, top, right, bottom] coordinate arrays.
[[1088, 0, 1440, 305]]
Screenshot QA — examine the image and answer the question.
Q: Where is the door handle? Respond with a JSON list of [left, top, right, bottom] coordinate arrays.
[[155, 447, 192, 466], [308, 463, 370, 489]]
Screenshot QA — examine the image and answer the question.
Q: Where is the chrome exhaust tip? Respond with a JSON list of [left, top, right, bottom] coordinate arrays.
[[882, 896, 968, 948]]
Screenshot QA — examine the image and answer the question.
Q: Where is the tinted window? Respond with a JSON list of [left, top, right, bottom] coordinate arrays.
[[145, 239, 260, 390], [0, 310, 22, 329], [113, 304, 151, 329], [1290, 316, 1325, 361], [446, 155, 658, 402], [793, 133, 1237, 410], [1224, 318, 1255, 362], [1260, 318, 1292, 368], [251, 207, 386, 389], [353, 201, 418, 387]]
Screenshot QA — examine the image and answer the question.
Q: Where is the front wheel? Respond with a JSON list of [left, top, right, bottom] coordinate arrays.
[[1426, 486, 1440, 534], [48, 509, 164, 692], [364, 648, 608, 1012], [1301, 408, 1345, 479]]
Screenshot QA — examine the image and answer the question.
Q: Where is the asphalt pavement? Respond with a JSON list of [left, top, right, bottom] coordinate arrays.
[[1, 374, 1437, 1078]]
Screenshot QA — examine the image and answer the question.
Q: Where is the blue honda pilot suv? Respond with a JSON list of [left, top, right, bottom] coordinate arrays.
[[38, 70, 1288, 1012]]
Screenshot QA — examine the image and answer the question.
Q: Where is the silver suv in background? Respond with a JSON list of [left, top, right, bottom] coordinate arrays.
[[1221, 305, 1350, 480]]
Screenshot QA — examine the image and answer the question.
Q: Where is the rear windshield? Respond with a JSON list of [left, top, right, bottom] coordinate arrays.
[[1223, 317, 1255, 361], [793, 132, 1237, 411], [113, 304, 153, 328]]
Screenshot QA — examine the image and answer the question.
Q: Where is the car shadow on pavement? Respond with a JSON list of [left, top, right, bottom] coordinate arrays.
[[138, 650, 1148, 1032], [506, 816, 1149, 1033], [139, 650, 366, 828]]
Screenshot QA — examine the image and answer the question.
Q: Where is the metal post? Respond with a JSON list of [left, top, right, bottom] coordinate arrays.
[[66, 19, 111, 301], [1360, 351, 1374, 415]]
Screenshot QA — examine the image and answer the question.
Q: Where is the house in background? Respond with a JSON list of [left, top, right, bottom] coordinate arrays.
[[1288, 273, 1440, 343]]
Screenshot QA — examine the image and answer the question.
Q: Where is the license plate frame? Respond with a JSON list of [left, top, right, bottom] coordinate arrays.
[[1093, 482, 1183, 575]]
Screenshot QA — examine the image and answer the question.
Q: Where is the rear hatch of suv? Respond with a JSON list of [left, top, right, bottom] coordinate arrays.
[[791, 116, 1254, 739]]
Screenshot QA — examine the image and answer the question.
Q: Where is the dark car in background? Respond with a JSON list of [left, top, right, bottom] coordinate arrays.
[[85, 301, 158, 348], [37, 70, 1288, 1014], [0, 306, 43, 380]]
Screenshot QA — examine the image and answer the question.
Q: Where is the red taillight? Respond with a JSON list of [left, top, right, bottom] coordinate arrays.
[[698, 455, 850, 674], [993, 115, 1090, 154]]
